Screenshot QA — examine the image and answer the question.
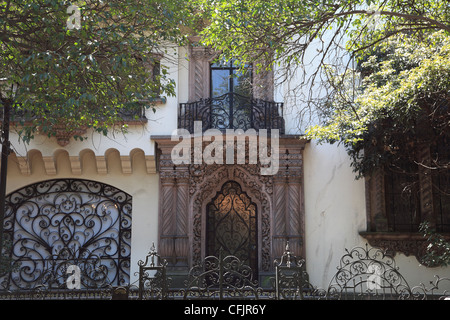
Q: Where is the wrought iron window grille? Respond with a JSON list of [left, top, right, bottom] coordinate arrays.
[[0, 179, 132, 291], [206, 181, 258, 279]]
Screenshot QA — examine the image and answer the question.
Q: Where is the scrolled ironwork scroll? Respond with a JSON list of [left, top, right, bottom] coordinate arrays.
[[1, 179, 132, 290], [326, 244, 412, 300], [136, 243, 170, 300], [206, 181, 258, 277], [408, 275, 450, 300], [178, 92, 285, 133], [182, 250, 262, 300], [272, 242, 325, 300]]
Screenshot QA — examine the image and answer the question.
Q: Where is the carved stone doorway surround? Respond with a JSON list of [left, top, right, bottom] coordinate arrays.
[[151, 135, 308, 274]]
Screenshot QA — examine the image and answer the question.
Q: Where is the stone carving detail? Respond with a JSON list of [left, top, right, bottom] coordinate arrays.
[[190, 163, 273, 271], [153, 136, 307, 273], [417, 144, 434, 224], [157, 149, 191, 269], [365, 168, 388, 232], [272, 141, 305, 260], [188, 38, 218, 102], [361, 233, 434, 266]]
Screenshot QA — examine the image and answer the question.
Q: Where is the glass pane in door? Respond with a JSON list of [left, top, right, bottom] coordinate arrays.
[[206, 181, 258, 275]]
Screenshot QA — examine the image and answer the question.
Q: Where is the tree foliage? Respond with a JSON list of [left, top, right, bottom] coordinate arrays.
[[197, 0, 448, 119], [196, 0, 450, 175], [308, 31, 450, 176], [0, 0, 190, 143], [421, 221, 450, 267], [198, 0, 450, 69], [0, 236, 19, 274]]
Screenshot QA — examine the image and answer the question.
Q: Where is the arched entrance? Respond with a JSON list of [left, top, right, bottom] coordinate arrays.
[[206, 181, 257, 275], [153, 134, 308, 276]]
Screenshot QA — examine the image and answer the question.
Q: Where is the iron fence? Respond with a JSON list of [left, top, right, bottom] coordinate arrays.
[[1, 242, 449, 300]]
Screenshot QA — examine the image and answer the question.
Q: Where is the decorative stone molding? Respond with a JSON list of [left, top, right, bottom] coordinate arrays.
[[16, 156, 31, 175], [416, 143, 435, 225], [9, 149, 155, 176], [120, 156, 132, 175], [155, 139, 191, 269], [359, 232, 441, 266], [53, 125, 88, 147], [96, 156, 108, 175], [153, 134, 308, 273], [365, 168, 388, 232], [190, 163, 273, 271], [69, 156, 82, 175], [42, 156, 57, 175], [145, 155, 157, 174]]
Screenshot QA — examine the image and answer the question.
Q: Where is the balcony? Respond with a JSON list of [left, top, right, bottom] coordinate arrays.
[[178, 92, 285, 134]]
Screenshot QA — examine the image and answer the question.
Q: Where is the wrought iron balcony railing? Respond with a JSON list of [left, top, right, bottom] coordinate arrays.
[[178, 92, 285, 134]]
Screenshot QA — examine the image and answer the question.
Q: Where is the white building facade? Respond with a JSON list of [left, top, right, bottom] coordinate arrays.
[[2, 40, 449, 294]]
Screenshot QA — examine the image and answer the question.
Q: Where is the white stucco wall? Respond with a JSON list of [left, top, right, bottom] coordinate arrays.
[[3, 42, 450, 292], [275, 32, 449, 290], [301, 139, 450, 291], [303, 141, 366, 288]]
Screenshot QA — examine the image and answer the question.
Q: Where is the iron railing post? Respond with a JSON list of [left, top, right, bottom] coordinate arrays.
[[0, 99, 11, 263], [275, 264, 280, 300], [218, 248, 223, 300]]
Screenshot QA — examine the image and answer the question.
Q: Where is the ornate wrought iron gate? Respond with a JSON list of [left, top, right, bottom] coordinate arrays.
[[206, 181, 258, 277], [0, 179, 132, 291]]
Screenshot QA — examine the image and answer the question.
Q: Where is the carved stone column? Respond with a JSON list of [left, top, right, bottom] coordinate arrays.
[[188, 36, 218, 102], [417, 143, 435, 227], [154, 138, 190, 269], [272, 137, 306, 260], [158, 176, 176, 265], [174, 165, 190, 267], [273, 173, 288, 262], [157, 142, 176, 266], [365, 168, 389, 232]]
